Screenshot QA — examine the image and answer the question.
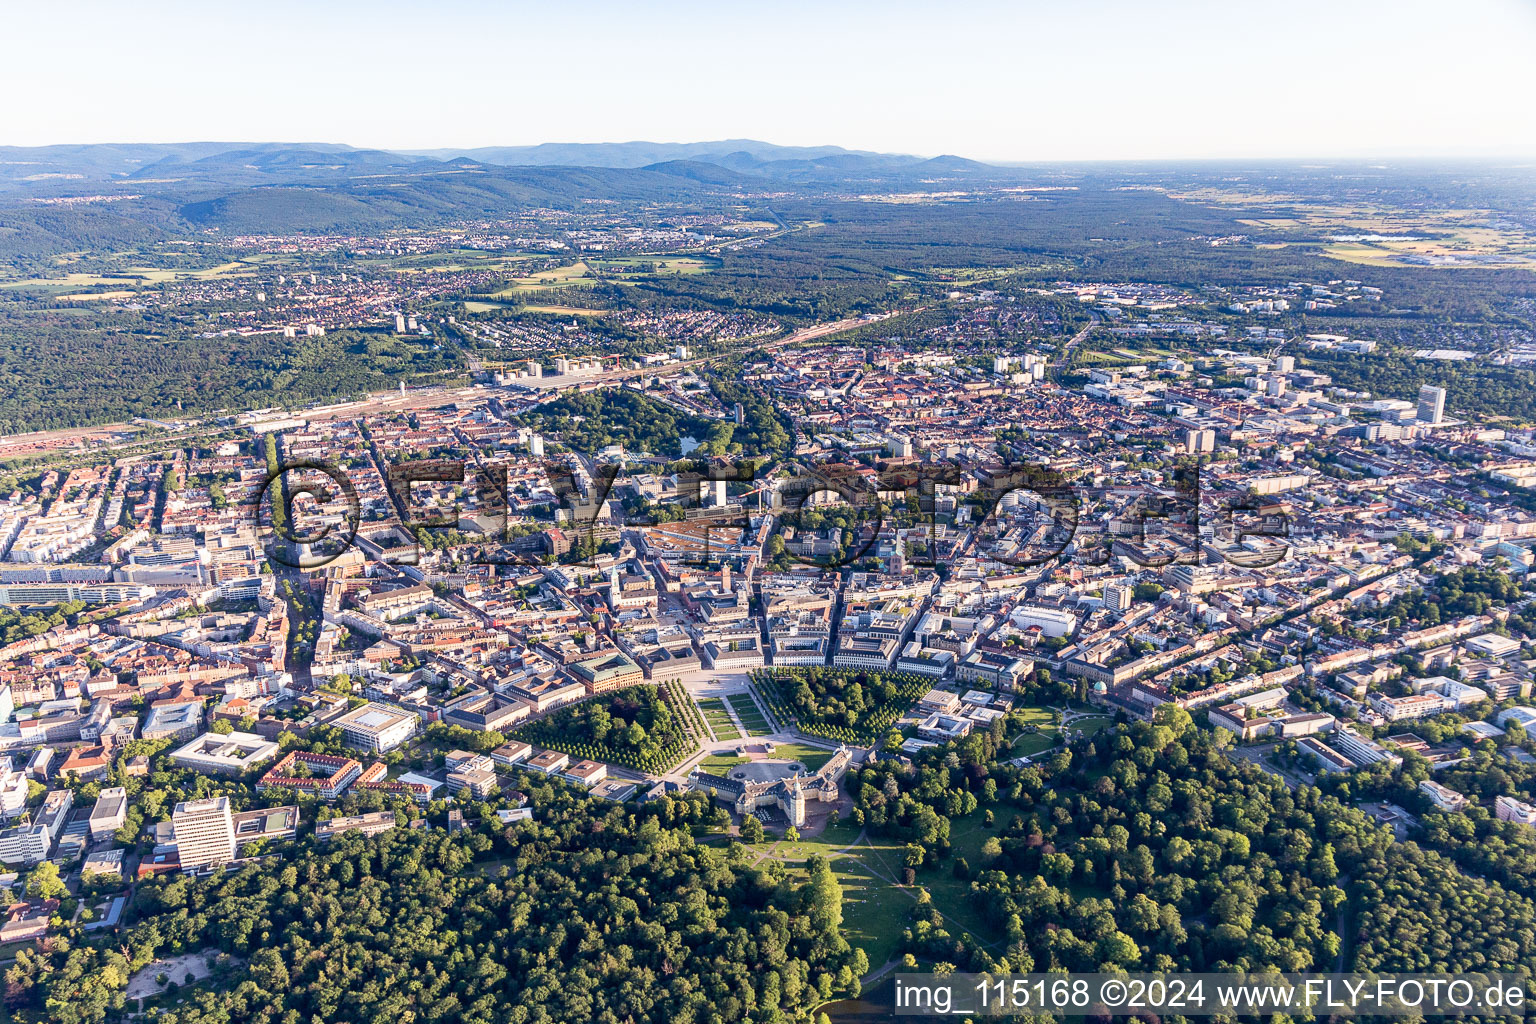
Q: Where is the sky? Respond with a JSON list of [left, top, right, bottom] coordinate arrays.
[[6, 0, 1536, 161]]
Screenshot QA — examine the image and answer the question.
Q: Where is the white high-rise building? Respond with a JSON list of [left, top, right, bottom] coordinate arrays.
[[1276, 355, 1295, 373], [1417, 385, 1446, 425], [1103, 582, 1133, 612], [394, 312, 407, 333], [1185, 429, 1215, 454], [0, 757, 28, 820], [172, 797, 237, 872]]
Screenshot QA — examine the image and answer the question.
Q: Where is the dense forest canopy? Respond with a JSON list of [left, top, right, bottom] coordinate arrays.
[[14, 703, 1536, 1023], [517, 390, 712, 459], [6, 788, 862, 1024]]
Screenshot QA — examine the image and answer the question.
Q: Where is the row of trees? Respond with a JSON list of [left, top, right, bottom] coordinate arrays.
[[751, 668, 932, 746], [514, 685, 695, 774]]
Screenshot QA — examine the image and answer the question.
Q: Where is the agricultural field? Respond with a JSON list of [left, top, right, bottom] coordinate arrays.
[[1177, 186, 1536, 271], [488, 260, 596, 295], [485, 256, 715, 297]]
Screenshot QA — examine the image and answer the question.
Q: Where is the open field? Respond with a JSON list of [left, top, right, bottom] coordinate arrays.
[[698, 752, 748, 776], [1175, 187, 1536, 270], [1011, 730, 1060, 757], [488, 260, 595, 295], [768, 741, 835, 772], [594, 255, 713, 275], [759, 818, 917, 968], [2, 273, 149, 290], [780, 811, 1004, 962], [125, 261, 249, 281], [1322, 239, 1536, 270], [520, 304, 610, 316], [2, 261, 253, 289], [57, 289, 137, 301], [1074, 715, 1114, 739], [485, 256, 715, 297]]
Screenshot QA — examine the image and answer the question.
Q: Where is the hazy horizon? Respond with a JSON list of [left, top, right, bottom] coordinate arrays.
[[7, 0, 1535, 162], [5, 138, 1535, 168]]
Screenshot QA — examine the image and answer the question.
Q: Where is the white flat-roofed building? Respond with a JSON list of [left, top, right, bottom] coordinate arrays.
[[1010, 604, 1077, 638], [333, 702, 418, 753], [563, 760, 607, 787], [1466, 633, 1522, 658], [171, 797, 236, 872], [1496, 794, 1536, 827], [446, 768, 498, 799], [445, 750, 494, 773], [396, 771, 443, 798], [0, 822, 52, 866], [169, 731, 281, 775], [1298, 737, 1354, 774], [0, 757, 27, 820], [1437, 679, 1489, 710], [1463, 720, 1505, 741], [916, 713, 973, 742], [88, 786, 128, 838], [82, 847, 125, 878], [896, 643, 953, 678], [1331, 727, 1404, 768], [1496, 706, 1536, 731], [491, 740, 533, 767], [1369, 692, 1446, 722], [1418, 779, 1468, 812], [316, 811, 397, 843]]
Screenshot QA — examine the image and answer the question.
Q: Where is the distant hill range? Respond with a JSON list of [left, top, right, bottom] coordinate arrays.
[[0, 139, 1002, 187], [0, 139, 1030, 255]]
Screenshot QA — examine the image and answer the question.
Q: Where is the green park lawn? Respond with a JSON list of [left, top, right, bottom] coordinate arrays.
[[698, 698, 741, 740], [726, 693, 772, 735], [699, 753, 748, 776]]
